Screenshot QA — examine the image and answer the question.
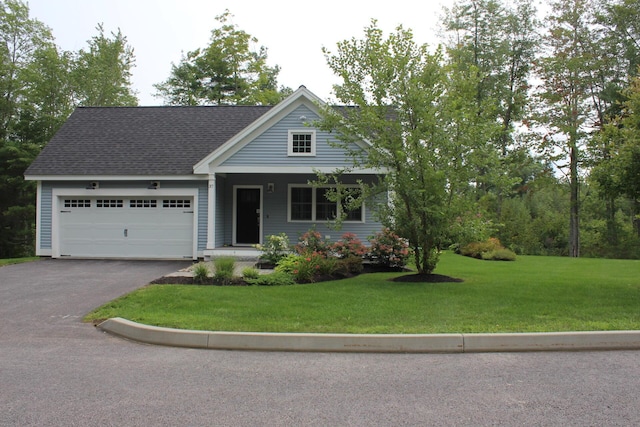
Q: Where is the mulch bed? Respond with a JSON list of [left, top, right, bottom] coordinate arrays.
[[149, 263, 462, 286]]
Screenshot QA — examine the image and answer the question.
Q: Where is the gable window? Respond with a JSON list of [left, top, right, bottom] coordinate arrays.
[[288, 185, 364, 222], [288, 130, 316, 156]]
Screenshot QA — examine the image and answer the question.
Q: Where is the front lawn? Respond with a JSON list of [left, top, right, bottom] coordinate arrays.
[[85, 252, 640, 333]]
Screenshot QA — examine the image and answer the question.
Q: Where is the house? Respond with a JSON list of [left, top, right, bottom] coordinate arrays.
[[24, 86, 384, 259]]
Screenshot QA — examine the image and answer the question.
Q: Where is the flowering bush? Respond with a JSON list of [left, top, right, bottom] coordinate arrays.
[[257, 233, 291, 265], [275, 252, 325, 283], [295, 229, 332, 256], [332, 232, 367, 258], [367, 228, 410, 268]]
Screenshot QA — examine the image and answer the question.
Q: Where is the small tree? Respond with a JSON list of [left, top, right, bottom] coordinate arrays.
[[318, 21, 495, 274]]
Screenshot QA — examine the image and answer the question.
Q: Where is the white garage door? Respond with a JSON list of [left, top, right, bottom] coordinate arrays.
[[58, 197, 194, 259]]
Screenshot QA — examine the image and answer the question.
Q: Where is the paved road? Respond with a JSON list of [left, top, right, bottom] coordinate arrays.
[[1, 259, 639, 426]]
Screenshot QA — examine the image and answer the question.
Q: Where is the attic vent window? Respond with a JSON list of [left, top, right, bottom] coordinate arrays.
[[288, 130, 316, 156]]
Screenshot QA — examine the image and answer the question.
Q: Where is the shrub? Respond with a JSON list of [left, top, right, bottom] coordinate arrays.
[[191, 262, 210, 284], [257, 233, 291, 265], [214, 257, 235, 284], [242, 267, 260, 279], [332, 232, 367, 258], [246, 271, 296, 286], [461, 238, 516, 261], [481, 248, 517, 261], [367, 228, 410, 268], [295, 228, 332, 256], [276, 252, 326, 283], [460, 237, 502, 259]]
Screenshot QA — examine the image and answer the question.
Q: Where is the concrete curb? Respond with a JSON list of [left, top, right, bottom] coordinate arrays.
[[97, 318, 640, 353]]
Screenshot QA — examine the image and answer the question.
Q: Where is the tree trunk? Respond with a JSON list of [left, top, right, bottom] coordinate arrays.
[[569, 144, 580, 257]]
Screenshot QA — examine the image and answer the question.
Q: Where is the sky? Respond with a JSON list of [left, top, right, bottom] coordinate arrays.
[[27, 0, 446, 105]]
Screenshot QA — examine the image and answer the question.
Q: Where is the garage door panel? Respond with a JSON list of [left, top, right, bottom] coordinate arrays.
[[58, 197, 194, 259]]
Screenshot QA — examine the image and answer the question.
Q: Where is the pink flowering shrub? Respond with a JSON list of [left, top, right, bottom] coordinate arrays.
[[332, 232, 367, 258], [294, 229, 332, 256], [367, 228, 410, 268]]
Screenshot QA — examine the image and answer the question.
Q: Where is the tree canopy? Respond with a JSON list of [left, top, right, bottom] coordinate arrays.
[[154, 10, 291, 105]]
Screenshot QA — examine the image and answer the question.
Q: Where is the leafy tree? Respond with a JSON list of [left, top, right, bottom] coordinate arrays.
[[318, 21, 494, 274], [441, 0, 539, 206], [71, 24, 137, 106], [592, 74, 640, 239], [0, 0, 55, 139], [534, 0, 600, 257], [154, 10, 290, 105]]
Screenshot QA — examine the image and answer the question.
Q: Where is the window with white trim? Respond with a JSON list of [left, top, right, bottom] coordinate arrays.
[[288, 185, 363, 222], [288, 130, 316, 156]]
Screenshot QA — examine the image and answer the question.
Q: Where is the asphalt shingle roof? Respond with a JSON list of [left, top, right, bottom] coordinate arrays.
[[25, 105, 273, 176]]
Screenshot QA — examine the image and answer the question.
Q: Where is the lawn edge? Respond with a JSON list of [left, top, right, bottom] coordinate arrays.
[[97, 317, 640, 353]]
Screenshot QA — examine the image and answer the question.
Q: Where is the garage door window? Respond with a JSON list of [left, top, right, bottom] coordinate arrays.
[[130, 199, 157, 208], [96, 199, 123, 208], [163, 199, 191, 208], [64, 199, 90, 208]]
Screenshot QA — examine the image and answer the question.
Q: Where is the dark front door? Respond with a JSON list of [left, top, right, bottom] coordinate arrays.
[[235, 188, 260, 245]]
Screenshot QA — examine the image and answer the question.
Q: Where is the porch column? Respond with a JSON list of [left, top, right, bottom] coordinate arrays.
[[207, 173, 216, 250]]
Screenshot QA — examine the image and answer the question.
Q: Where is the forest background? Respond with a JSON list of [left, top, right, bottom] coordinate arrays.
[[1, 0, 639, 260]]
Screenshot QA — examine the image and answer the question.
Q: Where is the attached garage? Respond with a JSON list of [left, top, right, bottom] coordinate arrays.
[[52, 192, 197, 259]]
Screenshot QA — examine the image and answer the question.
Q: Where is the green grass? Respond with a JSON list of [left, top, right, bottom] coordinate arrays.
[[85, 252, 640, 334], [0, 257, 39, 267]]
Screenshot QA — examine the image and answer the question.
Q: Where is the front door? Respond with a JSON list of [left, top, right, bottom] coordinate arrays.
[[235, 187, 261, 245]]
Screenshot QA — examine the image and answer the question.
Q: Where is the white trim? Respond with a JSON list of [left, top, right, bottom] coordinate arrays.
[[287, 129, 316, 156], [287, 184, 365, 223], [50, 187, 198, 259], [232, 185, 263, 246], [24, 174, 206, 182], [213, 165, 382, 174], [207, 174, 216, 249]]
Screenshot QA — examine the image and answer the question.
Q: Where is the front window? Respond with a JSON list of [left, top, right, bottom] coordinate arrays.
[[288, 185, 364, 222]]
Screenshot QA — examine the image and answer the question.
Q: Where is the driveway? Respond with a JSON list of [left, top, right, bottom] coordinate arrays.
[[1, 259, 640, 426], [0, 259, 188, 343]]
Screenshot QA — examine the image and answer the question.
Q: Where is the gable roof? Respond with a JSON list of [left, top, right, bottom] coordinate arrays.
[[193, 85, 329, 174], [25, 105, 273, 177]]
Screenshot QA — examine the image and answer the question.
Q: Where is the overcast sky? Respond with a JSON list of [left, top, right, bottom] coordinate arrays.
[[27, 0, 446, 105]]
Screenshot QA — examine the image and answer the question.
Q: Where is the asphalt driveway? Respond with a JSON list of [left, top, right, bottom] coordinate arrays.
[[0, 259, 188, 343], [1, 259, 639, 426]]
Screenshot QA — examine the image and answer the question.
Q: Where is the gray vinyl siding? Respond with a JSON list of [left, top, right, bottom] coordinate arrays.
[[220, 105, 363, 168], [40, 183, 53, 250], [221, 174, 383, 246], [196, 183, 208, 251]]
